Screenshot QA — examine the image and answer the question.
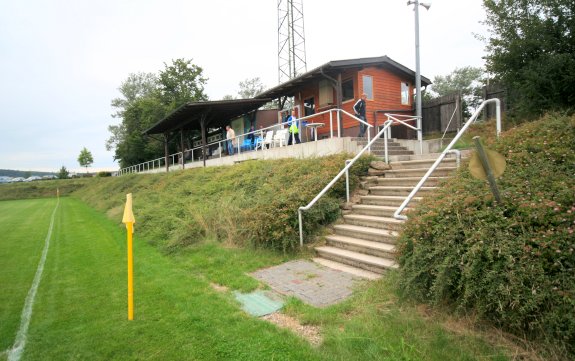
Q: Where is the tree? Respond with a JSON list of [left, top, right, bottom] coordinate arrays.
[[429, 66, 485, 118], [158, 58, 208, 109], [77, 147, 94, 173], [110, 72, 158, 119], [237, 77, 276, 109], [238, 77, 265, 99], [106, 59, 209, 168], [482, 0, 575, 116], [57, 166, 69, 179]]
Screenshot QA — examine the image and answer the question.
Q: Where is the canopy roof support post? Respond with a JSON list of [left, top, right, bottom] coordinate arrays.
[[200, 114, 207, 168], [180, 129, 185, 170], [163, 133, 169, 173]]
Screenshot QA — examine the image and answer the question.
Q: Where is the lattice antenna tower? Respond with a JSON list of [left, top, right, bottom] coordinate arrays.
[[278, 0, 307, 84]]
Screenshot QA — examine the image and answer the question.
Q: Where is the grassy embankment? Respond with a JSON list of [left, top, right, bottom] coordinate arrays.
[[0, 154, 515, 360]]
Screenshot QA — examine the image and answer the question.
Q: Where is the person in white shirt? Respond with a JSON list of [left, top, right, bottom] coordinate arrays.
[[226, 125, 236, 155]]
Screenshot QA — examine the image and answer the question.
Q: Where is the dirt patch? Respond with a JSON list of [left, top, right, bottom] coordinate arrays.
[[209, 283, 228, 293], [262, 312, 322, 346]]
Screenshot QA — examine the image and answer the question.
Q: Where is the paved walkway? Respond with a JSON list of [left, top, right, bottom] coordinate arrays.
[[251, 260, 366, 308]]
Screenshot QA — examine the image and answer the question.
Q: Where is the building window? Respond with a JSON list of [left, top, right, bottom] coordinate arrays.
[[342, 79, 354, 102], [318, 80, 333, 106], [401, 82, 410, 105], [362, 75, 373, 100], [304, 97, 315, 116]]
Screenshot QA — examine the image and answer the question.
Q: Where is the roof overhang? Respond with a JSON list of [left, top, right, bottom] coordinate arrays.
[[256, 55, 432, 100], [144, 98, 272, 135]]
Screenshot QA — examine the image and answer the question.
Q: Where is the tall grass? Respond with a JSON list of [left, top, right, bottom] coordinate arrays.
[[68, 154, 372, 252]]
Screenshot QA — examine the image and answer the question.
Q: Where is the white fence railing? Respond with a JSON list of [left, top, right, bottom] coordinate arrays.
[[117, 108, 373, 175]]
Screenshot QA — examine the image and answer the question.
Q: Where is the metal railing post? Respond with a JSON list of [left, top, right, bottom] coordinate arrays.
[[345, 159, 351, 203], [330, 110, 333, 138], [384, 126, 389, 163], [337, 110, 341, 138], [298, 209, 304, 247]]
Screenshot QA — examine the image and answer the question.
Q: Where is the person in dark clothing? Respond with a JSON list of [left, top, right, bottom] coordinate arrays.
[[354, 93, 368, 137], [247, 124, 255, 147]]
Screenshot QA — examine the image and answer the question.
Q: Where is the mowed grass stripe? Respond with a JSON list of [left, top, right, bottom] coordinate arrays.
[[22, 198, 319, 361], [0, 198, 58, 353]]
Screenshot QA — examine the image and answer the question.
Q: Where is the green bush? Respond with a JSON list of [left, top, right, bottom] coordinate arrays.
[[97, 171, 112, 177], [397, 113, 575, 355]]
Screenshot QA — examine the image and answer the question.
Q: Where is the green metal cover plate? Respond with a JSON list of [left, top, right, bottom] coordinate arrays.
[[233, 290, 284, 317]]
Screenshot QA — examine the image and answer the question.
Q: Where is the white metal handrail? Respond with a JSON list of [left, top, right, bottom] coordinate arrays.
[[297, 119, 393, 246], [383, 113, 422, 156], [393, 98, 501, 220], [118, 108, 376, 175]]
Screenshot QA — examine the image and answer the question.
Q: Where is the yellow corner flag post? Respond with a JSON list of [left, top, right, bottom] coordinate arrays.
[[122, 193, 136, 320]]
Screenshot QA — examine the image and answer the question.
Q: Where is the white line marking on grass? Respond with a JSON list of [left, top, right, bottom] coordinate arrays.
[[8, 198, 60, 361]]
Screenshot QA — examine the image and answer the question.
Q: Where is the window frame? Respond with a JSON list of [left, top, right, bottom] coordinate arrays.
[[362, 75, 374, 100], [341, 78, 354, 102], [401, 82, 410, 105]]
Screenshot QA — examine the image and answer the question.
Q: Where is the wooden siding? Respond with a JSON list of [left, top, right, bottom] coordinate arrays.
[[290, 67, 415, 138]]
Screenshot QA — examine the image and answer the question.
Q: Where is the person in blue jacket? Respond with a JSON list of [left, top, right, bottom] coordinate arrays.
[[287, 109, 301, 145]]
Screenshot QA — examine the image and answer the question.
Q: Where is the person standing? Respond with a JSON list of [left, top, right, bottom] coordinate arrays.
[[287, 109, 301, 145], [226, 125, 236, 155], [354, 93, 368, 137]]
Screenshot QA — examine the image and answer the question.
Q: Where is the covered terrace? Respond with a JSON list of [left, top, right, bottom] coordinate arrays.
[[143, 98, 272, 170]]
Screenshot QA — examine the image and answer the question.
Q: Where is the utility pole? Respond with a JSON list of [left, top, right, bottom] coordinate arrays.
[[407, 0, 431, 144]]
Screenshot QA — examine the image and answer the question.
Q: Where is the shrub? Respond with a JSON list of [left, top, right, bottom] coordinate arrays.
[[397, 113, 575, 355], [97, 171, 112, 177], [72, 154, 372, 253]]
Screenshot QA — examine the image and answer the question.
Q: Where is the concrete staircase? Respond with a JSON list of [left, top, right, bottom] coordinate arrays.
[[352, 138, 414, 157], [314, 154, 459, 280]]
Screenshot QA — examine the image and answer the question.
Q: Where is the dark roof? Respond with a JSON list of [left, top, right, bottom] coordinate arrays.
[[256, 55, 432, 100], [144, 98, 271, 135]]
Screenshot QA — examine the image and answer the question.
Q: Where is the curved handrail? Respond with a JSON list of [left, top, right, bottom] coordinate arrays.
[[393, 98, 501, 220], [383, 113, 422, 156], [297, 119, 393, 246]]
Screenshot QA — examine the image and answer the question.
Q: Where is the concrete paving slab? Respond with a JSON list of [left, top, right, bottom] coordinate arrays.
[[251, 260, 367, 308]]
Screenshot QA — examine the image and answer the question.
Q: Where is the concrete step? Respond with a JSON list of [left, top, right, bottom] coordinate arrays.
[[366, 145, 409, 150], [383, 167, 457, 178], [312, 258, 381, 280], [343, 214, 404, 231], [390, 158, 457, 169], [360, 195, 422, 207], [325, 235, 396, 259], [353, 139, 402, 147], [371, 150, 414, 156], [333, 224, 399, 243], [376, 176, 447, 187], [348, 205, 404, 220], [386, 152, 463, 163], [368, 186, 436, 196], [315, 246, 398, 274]]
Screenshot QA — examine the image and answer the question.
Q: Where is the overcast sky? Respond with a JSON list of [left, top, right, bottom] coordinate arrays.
[[0, 0, 487, 172]]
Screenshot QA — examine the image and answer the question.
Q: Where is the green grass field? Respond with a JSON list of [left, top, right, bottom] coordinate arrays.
[[0, 197, 511, 360]]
